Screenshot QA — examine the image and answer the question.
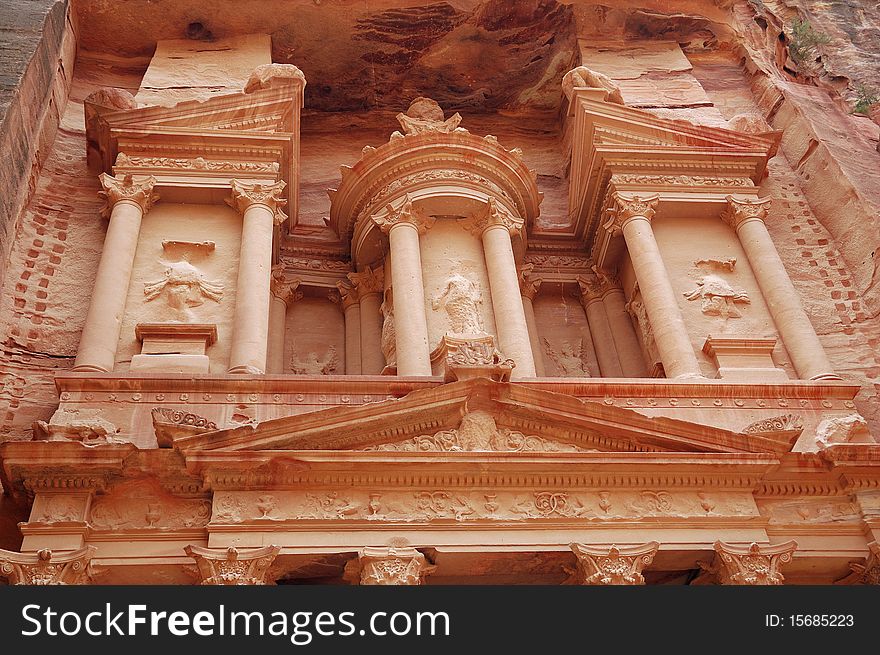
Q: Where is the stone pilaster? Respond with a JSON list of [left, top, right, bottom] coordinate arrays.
[[592, 268, 648, 377], [372, 195, 433, 376], [344, 546, 436, 586], [518, 264, 545, 376], [73, 174, 158, 373], [722, 195, 839, 381], [348, 265, 386, 375], [606, 193, 702, 379], [337, 281, 362, 374], [567, 542, 659, 585], [577, 276, 623, 377], [462, 197, 536, 378], [712, 540, 797, 585], [226, 180, 287, 374], [267, 265, 303, 374], [184, 545, 281, 586], [0, 546, 96, 585]]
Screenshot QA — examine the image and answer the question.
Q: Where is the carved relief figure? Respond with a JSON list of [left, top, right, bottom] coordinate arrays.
[[290, 344, 339, 375], [432, 269, 485, 336], [542, 338, 591, 377], [380, 289, 396, 369], [683, 274, 750, 319], [143, 260, 224, 320]]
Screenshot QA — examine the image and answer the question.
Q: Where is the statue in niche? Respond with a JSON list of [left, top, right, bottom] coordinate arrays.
[[290, 344, 339, 375], [143, 260, 223, 320], [432, 268, 486, 337], [380, 289, 396, 370], [542, 337, 592, 377], [683, 274, 750, 319]]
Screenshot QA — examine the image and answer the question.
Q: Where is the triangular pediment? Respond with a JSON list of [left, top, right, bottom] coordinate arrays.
[[169, 378, 798, 455]]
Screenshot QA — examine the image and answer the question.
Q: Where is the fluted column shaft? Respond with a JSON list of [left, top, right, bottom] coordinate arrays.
[[73, 174, 158, 372], [227, 180, 286, 374], [723, 196, 839, 381], [612, 194, 702, 379]]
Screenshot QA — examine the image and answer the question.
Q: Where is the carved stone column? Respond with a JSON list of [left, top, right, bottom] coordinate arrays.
[[568, 542, 659, 585], [73, 174, 158, 372], [372, 196, 433, 376], [226, 180, 287, 374], [337, 281, 362, 375], [464, 198, 536, 378], [184, 545, 280, 585], [344, 546, 436, 585], [518, 264, 546, 376], [577, 277, 623, 377], [0, 546, 96, 585], [267, 266, 302, 374], [608, 193, 702, 379], [722, 196, 840, 380], [838, 541, 880, 585], [712, 541, 797, 585], [349, 266, 385, 375], [593, 270, 648, 377]]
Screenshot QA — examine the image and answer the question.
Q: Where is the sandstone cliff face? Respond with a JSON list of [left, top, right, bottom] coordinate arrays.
[[0, 0, 878, 442]]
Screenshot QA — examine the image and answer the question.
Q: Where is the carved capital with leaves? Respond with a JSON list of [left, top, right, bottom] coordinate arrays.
[[228, 179, 288, 225], [348, 265, 384, 295], [461, 197, 524, 237], [185, 545, 281, 585], [98, 173, 159, 218], [712, 540, 797, 585], [568, 542, 659, 585], [0, 546, 96, 585], [270, 265, 302, 304], [604, 193, 660, 234], [371, 194, 435, 235], [518, 264, 543, 300], [721, 195, 772, 231], [345, 546, 436, 586]]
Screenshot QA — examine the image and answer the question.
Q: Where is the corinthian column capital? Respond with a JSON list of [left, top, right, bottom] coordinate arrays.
[[518, 263, 543, 300], [371, 194, 435, 235], [348, 265, 384, 295], [604, 193, 659, 234], [0, 546, 96, 585], [184, 545, 281, 586], [336, 280, 360, 308], [98, 173, 159, 218], [270, 265, 302, 304], [721, 195, 772, 230], [227, 179, 288, 225], [344, 546, 436, 585], [461, 197, 524, 237], [567, 542, 659, 585], [712, 540, 797, 585]]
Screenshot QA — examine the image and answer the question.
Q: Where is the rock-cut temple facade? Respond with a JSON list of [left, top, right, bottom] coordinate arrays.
[[1, 0, 879, 585]]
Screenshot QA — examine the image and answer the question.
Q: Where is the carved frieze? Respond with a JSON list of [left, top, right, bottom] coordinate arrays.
[[0, 546, 97, 585], [742, 414, 804, 437], [151, 407, 217, 448], [611, 173, 753, 188], [30, 492, 90, 524], [116, 153, 279, 174], [567, 542, 660, 585], [185, 545, 281, 586], [89, 480, 211, 530]]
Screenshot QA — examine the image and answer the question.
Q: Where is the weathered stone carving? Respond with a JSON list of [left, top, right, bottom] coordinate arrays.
[[344, 546, 436, 585], [98, 173, 159, 217], [611, 173, 753, 188], [710, 541, 797, 585], [185, 545, 281, 585], [348, 265, 384, 294], [362, 410, 591, 453], [432, 269, 485, 336], [116, 153, 279, 173], [562, 66, 625, 105], [815, 414, 873, 447], [33, 407, 121, 445], [394, 96, 463, 137], [89, 481, 211, 530], [432, 334, 514, 382], [694, 257, 737, 272], [380, 289, 396, 370], [151, 407, 218, 448], [604, 193, 660, 234], [244, 63, 306, 93], [683, 274, 750, 318], [567, 542, 660, 585], [743, 414, 804, 437], [143, 260, 224, 318], [32, 493, 88, 523], [460, 196, 523, 237], [518, 263, 543, 299], [372, 194, 435, 234], [227, 179, 288, 225], [837, 541, 880, 585], [542, 337, 592, 377], [720, 196, 772, 230], [0, 546, 97, 585], [290, 344, 339, 375], [514, 492, 589, 518]]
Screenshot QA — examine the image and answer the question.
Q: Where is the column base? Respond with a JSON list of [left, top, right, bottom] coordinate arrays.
[[227, 365, 265, 375], [70, 364, 111, 373], [809, 373, 844, 381]]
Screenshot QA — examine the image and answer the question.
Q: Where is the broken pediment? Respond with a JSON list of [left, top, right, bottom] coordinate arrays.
[[166, 378, 800, 455]]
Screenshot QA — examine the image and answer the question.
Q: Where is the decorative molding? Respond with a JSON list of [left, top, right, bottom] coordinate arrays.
[[711, 541, 797, 585], [371, 194, 435, 235], [344, 546, 436, 585], [721, 196, 772, 231], [567, 542, 659, 585], [116, 153, 279, 174], [611, 173, 753, 188], [89, 480, 211, 530], [430, 335, 514, 383], [98, 173, 159, 217], [460, 197, 523, 237], [184, 545, 281, 585], [0, 546, 96, 585], [742, 414, 804, 437], [152, 407, 217, 448]]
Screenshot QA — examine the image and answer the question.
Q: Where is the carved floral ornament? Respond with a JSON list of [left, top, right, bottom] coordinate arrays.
[[0, 546, 97, 585], [348, 265, 384, 295], [344, 547, 436, 586], [721, 195, 772, 231], [227, 179, 288, 225], [460, 197, 524, 237], [567, 542, 660, 585], [270, 265, 303, 305], [184, 545, 281, 585], [98, 173, 159, 217], [603, 193, 660, 235], [371, 194, 435, 235], [705, 541, 798, 585]]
